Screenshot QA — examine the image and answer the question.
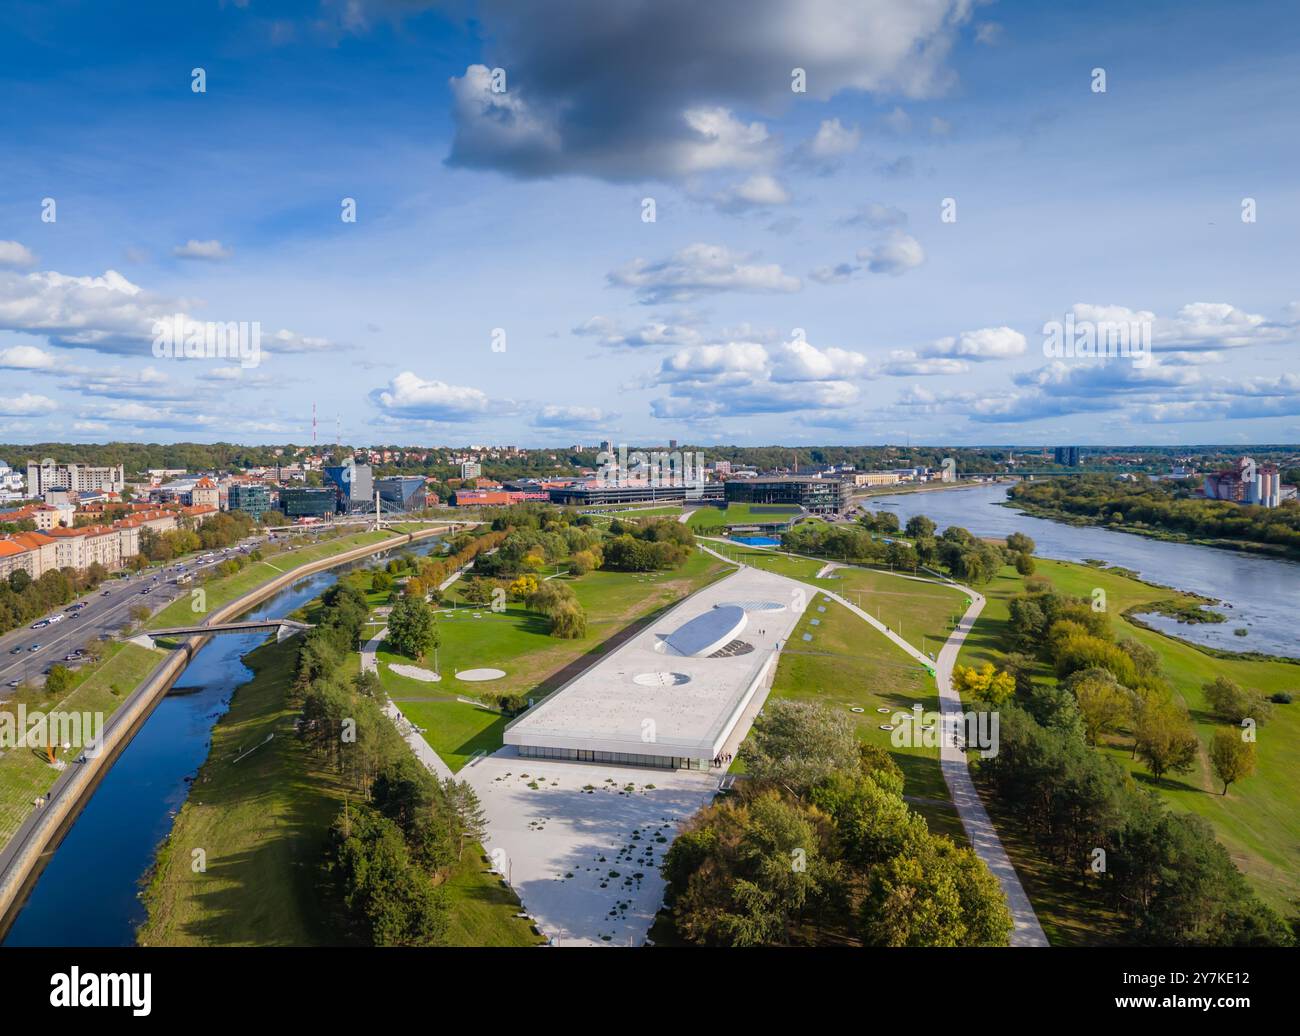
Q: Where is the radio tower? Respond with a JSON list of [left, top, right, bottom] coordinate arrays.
[[312, 402, 318, 454]]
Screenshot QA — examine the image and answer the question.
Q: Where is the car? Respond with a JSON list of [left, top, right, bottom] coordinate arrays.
[[101, 590, 111, 596], [9, 646, 22, 655], [6, 679, 19, 688], [67, 603, 86, 612], [140, 588, 152, 595], [48, 613, 65, 625], [30, 619, 49, 629], [64, 653, 79, 662], [29, 644, 40, 652]]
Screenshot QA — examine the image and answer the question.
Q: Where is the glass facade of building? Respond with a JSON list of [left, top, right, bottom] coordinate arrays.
[[226, 483, 271, 520], [279, 487, 337, 518], [517, 745, 710, 771], [375, 475, 427, 511]]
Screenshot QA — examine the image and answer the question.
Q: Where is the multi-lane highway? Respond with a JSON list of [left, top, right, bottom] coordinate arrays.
[[0, 538, 267, 698]]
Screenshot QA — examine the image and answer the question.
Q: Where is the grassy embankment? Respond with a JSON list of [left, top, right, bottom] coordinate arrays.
[[0, 529, 414, 854], [379, 547, 731, 772], [959, 556, 1300, 931], [138, 635, 540, 946], [0, 642, 163, 845]]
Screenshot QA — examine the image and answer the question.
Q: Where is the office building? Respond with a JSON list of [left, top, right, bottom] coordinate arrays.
[[323, 456, 374, 513], [375, 475, 428, 511], [279, 487, 338, 519], [723, 475, 845, 514], [227, 483, 273, 520]]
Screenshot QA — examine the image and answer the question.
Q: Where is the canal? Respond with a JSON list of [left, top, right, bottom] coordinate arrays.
[[2, 536, 443, 946]]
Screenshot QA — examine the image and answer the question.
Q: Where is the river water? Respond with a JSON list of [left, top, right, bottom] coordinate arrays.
[[866, 483, 1300, 658], [2, 536, 443, 947]]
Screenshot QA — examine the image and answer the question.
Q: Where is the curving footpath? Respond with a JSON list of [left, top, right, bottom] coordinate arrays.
[[699, 541, 1049, 946]]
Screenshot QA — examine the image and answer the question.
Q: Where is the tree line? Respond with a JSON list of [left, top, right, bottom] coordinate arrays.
[[1011, 475, 1300, 553], [662, 701, 1013, 946], [981, 579, 1293, 944], [293, 580, 488, 945]]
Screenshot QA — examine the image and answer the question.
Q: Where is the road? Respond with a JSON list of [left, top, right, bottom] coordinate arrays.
[[0, 537, 270, 697]]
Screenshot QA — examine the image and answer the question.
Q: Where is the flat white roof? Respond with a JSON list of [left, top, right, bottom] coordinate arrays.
[[504, 564, 807, 760]]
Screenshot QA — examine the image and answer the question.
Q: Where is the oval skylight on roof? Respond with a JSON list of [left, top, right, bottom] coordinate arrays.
[[663, 605, 747, 657]]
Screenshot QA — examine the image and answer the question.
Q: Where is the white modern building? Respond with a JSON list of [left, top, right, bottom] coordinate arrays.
[[504, 564, 807, 770]]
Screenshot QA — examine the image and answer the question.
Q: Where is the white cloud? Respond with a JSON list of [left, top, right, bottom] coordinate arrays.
[[609, 243, 801, 304], [0, 392, 56, 416], [533, 404, 616, 428], [0, 241, 37, 269], [809, 262, 858, 285], [929, 326, 1027, 360], [370, 371, 494, 421], [809, 118, 862, 158], [0, 344, 56, 369], [712, 173, 791, 212], [857, 231, 925, 274], [172, 239, 232, 261], [770, 339, 869, 382], [572, 315, 703, 350]]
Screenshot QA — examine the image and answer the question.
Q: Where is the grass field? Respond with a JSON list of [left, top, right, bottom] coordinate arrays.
[[138, 636, 540, 947], [961, 556, 1300, 916], [0, 642, 163, 845], [397, 699, 510, 772], [384, 548, 731, 704], [739, 582, 965, 845], [686, 503, 801, 529], [147, 528, 401, 630], [823, 566, 967, 659], [382, 548, 731, 768]]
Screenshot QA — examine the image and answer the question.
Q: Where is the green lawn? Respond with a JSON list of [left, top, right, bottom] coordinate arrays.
[[962, 556, 1300, 915], [138, 637, 540, 947], [138, 637, 345, 946], [0, 642, 164, 846], [382, 548, 731, 766], [148, 528, 401, 630], [746, 588, 965, 845], [397, 699, 510, 772], [686, 503, 801, 529], [822, 566, 966, 659]]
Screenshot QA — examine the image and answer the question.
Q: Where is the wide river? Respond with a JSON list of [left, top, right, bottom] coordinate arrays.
[[868, 483, 1300, 658], [2, 536, 443, 947]]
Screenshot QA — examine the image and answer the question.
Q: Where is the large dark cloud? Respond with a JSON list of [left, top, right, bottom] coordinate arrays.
[[443, 0, 973, 181]]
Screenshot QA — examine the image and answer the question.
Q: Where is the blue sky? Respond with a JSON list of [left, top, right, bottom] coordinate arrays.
[[1, 0, 1298, 447]]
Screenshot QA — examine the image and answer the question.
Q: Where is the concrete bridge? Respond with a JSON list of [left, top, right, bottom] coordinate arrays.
[[129, 618, 313, 649]]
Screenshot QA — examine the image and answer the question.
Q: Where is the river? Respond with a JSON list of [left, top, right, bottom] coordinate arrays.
[[2, 536, 444, 947], [867, 483, 1300, 658]]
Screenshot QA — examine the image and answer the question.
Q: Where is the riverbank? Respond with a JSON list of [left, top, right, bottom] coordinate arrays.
[[0, 524, 451, 938], [1000, 497, 1300, 562], [137, 631, 540, 946], [957, 555, 1300, 918]]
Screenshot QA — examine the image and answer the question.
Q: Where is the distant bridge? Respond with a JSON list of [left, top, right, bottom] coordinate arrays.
[[130, 618, 314, 648]]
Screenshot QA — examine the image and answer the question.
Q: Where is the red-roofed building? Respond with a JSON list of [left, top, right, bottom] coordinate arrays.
[[0, 531, 58, 580]]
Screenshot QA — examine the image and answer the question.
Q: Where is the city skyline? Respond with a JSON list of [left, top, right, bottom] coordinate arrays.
[[2, 0, 1300, 447]]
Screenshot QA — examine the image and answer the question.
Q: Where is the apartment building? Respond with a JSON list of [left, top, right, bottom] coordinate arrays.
[[26, 459, 126, 496]]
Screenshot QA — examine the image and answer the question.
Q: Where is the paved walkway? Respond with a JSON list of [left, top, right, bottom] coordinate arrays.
[[699, 541, 1049, 946], [362, 628, 454, 781]]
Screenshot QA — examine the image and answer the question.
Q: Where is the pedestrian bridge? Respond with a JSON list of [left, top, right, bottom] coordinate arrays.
[[130, 618, 314, 648]]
